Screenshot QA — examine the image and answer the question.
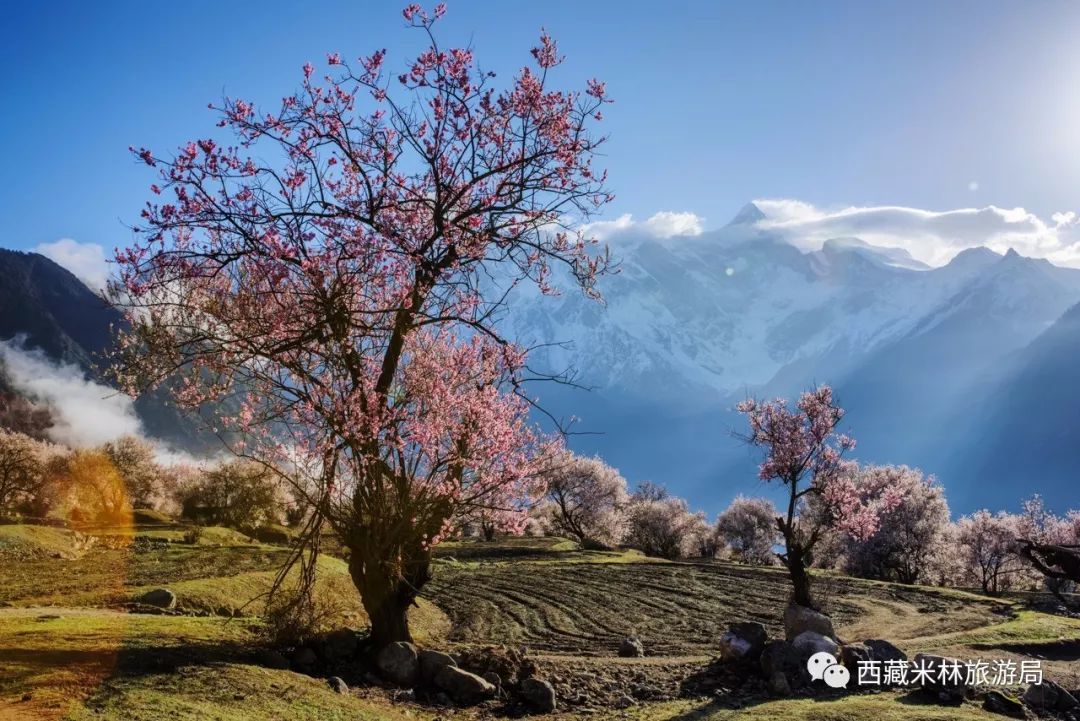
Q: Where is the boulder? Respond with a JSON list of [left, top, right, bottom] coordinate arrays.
[[982, 690, 1026, 718], [320, 628, 360, 664], [840, 643, 873, 671], [326, 676, 349, 694], [792, 631, 839, 658], [784, 603, 836, 641], [767, 671, 792, 697], [910, 653, 966, 705], [291, 647, 318, 670], [1023, 680, 1078, 711], [418, 649, 457, 684], [520, 677, 557, 712], [863, 639, 907, 664], [618, 636, 645, 658], [433, 665, 497, 705], [254, 649, 290, 670], [138, 588, 176, 610], [760, 640, 805, 689], [482, 671, 502, 689], [376, 642, 419, 688], [719, 622, 768, 664]]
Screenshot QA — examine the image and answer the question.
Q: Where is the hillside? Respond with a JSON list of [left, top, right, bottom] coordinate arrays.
[[0, 249, 211, 451], [2, 529, 1077, 720]]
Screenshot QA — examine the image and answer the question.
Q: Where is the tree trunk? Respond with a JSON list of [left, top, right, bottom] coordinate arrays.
[[348, 541, 432, 648], [785, 543, 815, 608]]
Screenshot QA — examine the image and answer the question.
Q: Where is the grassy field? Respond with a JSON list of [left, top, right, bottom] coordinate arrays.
[[1, 528, 1077, 720]]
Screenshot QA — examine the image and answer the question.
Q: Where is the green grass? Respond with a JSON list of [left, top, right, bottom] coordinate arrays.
[[65, 663, 423, 721], [0, 608, 423, 721], [0, 524, 94, 561], [911, 609, 1080, 649], [616, 695, 1008, 721]]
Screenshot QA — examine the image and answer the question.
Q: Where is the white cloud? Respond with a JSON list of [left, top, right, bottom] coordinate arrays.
[[33, 238, 110, 292], [0, 339, 142, 447], [750, 199, 1080, 267], [643, 211, 705, 238], [584, 211, 704, 241]]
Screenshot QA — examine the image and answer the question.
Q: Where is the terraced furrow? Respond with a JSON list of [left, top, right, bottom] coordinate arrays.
[[424, 557, 1008, 656]]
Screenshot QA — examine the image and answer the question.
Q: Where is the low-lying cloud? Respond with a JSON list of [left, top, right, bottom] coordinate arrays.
[[585, 211, 705, 241], [33, 238, 111, 292], [751, 199, 1080, 267], [0, 340, 142, 447]]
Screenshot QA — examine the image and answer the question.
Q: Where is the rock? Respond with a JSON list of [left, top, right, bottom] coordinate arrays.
[[719, 622, 768, 664], [1024, 680, 1078, 711], [418, 649, 457, 684], [863, 639, 907, 664], [255, 650, 290, 670], [784, 603, 836, 641], [433, 665, 497, 705], [760, 640, 803, 679], [792, 631, 839, 658], [618, 636, 645, 658], [326, 676, 349, 694], [767, 671, 791, 697], [613, 695, 634, 709], [138, 588, 176, 610], [376, 642, 419, 688], [482, 671, 502, 689], [910, 654, 966, 705], [840, 643, 873, 671], [521, 677, 557, 712], [320, 628, 360, 663], [291, 647, 318, 670], [983, 690, 1027, 718]]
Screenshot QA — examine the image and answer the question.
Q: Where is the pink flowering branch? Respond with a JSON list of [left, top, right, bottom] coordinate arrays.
[[112, 3, 612, 647]]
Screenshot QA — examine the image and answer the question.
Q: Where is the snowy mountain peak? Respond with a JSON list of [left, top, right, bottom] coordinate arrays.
[[819, 237, 930, 271], [727, 202, 766, 226]]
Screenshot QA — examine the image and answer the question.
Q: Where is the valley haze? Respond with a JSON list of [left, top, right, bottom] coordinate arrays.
[[6, 198, 1080, 515]]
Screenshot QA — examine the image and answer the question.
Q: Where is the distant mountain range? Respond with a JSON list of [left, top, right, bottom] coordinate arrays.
[[504, 203, 1080, 514], [3, 208, 1079, 514]]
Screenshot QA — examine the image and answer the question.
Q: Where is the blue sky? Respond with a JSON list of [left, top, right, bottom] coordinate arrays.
[[6, 0, 1080, 260]]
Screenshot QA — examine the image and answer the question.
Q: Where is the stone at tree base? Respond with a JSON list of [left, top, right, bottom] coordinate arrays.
[[291, 647, 318, 670], [138, 588, 176, 609], [433, 665, 497, 705], [418, 649, 457, 684], [520, 677, 557, 712], [982, 690, 1027, 718], [326, 676, 349, 694], [863, 639, 907, 664], [1023, 680, 1078, 711], [760, 640, 802, 677], [319, 628, 360, 663], [792, 631, 839, 658], [767, 671, 792, 697], [783, 603, 836, 641], [618, 636, 645, 658], [254, 650, 290, 670], [840, 643, 872, 672], [719, 622, 768, 664], [376, 642, 419, 688]]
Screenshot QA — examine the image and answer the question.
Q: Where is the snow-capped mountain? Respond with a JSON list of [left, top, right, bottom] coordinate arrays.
[[505, 203, 1080, 513]]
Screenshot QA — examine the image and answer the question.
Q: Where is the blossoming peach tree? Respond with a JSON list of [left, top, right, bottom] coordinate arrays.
[[737, 386, 901, 608], [113, 4, 612, 647]]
